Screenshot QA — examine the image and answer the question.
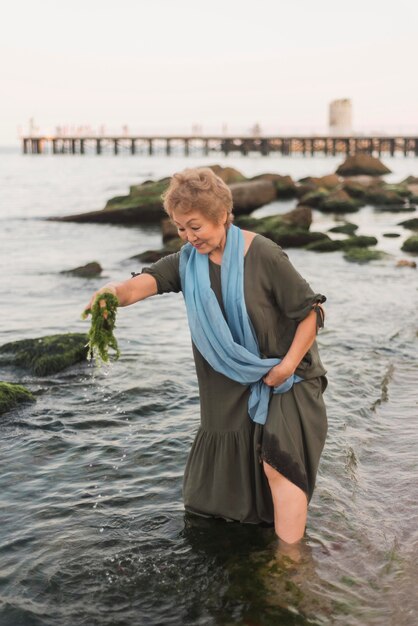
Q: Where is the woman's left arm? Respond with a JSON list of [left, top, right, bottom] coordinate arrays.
[[263, 306, 323, 388]]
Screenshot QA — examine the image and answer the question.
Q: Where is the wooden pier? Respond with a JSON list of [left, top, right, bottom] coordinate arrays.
[[22, 135, 418, 157]]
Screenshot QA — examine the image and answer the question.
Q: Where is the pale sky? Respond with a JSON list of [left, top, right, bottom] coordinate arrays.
[[1, 0, 417, 144]]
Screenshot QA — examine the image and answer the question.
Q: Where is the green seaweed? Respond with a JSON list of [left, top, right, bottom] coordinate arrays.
[[82, 291, 120, 365], [0, 382, 35, 415]]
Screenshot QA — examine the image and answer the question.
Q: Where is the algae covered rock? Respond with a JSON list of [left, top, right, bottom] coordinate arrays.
[[401, 236, 418, 253], [336, 154, 391, 176], [299, 187, 330, 208], [343, 235, 378, 248], [343, 248, 385, 263], [398, 218, 418, 231], [0, 333, 88, 376], [61, 261, 103, 278], [328, 222, 358, 235], [320, 189, 363, 213], [305, 238, 344, 252], [0, 382, 35, 415]]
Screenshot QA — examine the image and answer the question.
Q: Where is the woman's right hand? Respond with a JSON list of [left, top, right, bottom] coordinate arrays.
[[82, 284, 118, 318]]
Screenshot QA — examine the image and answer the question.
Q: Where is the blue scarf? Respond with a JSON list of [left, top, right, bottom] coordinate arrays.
[[179, 224, 302, 425]]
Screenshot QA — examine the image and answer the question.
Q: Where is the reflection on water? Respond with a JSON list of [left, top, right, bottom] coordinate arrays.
[[0, 151, 417, 625]]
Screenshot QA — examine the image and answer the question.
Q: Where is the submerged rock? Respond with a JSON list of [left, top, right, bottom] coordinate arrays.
[[0, 382, 35, 415], [0, 334, 88, 376], [336, 154, 391, 176], [343, 248, 385, 263], [396, 259, 417, 268], [398, 218, 418, 231], [306, 234, 378, 253], [328, 222, 358, 235], [401, 236, 418, 253], [383, 232, 401, 238], [305, 238, 344, 252], [61, 261, 103, 277]]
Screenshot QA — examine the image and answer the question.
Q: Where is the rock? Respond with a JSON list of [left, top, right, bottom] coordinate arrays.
[[298, 174, 341, 189], [161, 218, 179, 243], [401, 236, 418, 253], [396, 259, 417, 268], [131, 238, 183, 263], [383, 233, 401, 238], [234, 214, 327, 248], [298, 187, 330, 208], [336, 154, 391, 176], [401, 176, 418, 185], [305, 239, 345, 252], [0, 334, 88, 376], [343, 248, 385, 263], [207, 165, 246, 184], [383, 184, 412, 198], [343, 235, 378, 248], [328, 222, 358, 235], [365, 187, 408, 206], [275, 176, 298, 199], [61, 261, 103, 278], [0, 382, 35, 416], [320, 189, 363, 213], [344, 175, 384, 186], [373, 204, 415, 213], [398, 218, 418, 231], [229, 180, 276, 214], [279, 205, 312, 229], [251, 174, 298, 198], [306, 235, 378, 253]]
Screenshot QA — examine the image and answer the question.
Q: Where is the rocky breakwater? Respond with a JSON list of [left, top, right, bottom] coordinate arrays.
[[49, 165, 278, 225]]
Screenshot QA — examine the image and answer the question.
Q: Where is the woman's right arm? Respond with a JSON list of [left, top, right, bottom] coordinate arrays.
[[84, 273, 158, 312]]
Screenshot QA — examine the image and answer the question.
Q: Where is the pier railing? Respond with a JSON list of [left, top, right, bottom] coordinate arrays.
[[21, 135, 418, 157]]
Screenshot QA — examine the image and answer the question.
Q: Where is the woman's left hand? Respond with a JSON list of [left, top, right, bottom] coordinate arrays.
[[263, 361, 296, 388]]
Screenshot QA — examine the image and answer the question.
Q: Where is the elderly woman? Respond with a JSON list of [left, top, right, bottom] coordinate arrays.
[[86, 167, 327, 545]]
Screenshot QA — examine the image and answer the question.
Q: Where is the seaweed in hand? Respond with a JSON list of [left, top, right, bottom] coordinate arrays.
[[81, 292, 120, 365]]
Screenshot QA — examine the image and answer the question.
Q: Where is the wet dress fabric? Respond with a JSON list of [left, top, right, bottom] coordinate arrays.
[[141, 233, 328, 525]]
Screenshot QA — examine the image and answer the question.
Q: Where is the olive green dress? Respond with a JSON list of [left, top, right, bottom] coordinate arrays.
[[141, 233, 328, 525]]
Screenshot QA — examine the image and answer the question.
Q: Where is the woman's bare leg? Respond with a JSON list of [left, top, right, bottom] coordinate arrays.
[[263, 461, 308, 544]]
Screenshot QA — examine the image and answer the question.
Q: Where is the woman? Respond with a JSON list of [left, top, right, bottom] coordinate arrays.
[[85, 167, 328, 546]]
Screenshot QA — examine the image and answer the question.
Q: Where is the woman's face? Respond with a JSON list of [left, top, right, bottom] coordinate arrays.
[[172, 209, 227, 255]]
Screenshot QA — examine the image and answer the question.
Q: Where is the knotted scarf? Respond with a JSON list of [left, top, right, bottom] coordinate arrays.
[[179, 224, 302, 425]]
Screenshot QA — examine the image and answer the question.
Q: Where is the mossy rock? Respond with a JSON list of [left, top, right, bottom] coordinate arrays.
[[365, 188, 406, 206], [328, 222, 358, 235], [299, 187, 330, 208], [383, 232, 401, 238], [398, 218, 418, 231], [234, 214, 326, 248], [401, 236, 418, 253], [343, 235, 378, 249], [0, 382, 36, 415], [250, 174, 297, 198], [343, 248, 385, 263], [320, 190, 363, 213], [0, 333, 89, 376], [305, 238, 344, 252], [383, 184, 412, 198]]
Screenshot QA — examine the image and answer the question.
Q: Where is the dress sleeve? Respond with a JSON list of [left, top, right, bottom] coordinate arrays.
[[264, 239, 326, 331], [133, 251, 182, 294]]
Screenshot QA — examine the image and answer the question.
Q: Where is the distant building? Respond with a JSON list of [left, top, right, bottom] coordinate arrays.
[[329, 99, 352, 136]]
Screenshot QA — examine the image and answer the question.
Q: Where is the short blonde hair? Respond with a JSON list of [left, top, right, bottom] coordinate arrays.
[[162, 167, 233, 225]]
